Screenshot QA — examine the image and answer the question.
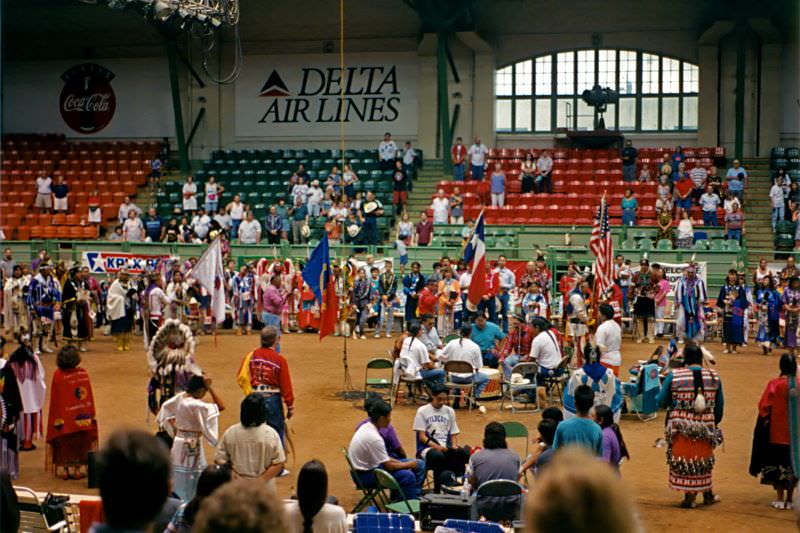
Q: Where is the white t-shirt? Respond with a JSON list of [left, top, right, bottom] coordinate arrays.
[[308, 187, 324, 205], [402, 148, 416, 166], [536, 156, 553, 174], [292, 184, 309, 205], [469, 144, 488, 166], [724, 198, 741, 214], [229, 201, 245, 220], [398, 336, 430, 378], [182, 183, 197, 210], [431, 198, 450, 224], [36, 176, 52, 194], [442, 338, 482, 377], [239, 219, 262, 244], [413, 404, 459, 450], [676, 219, 694, 239], [459, 272, 472, 292], [700, 193, 720, 212], [348, 422, 389, 471], [770, 185, 785, 208], [123, 218, 144, 241], [530, 330, 561, 370], [192, 214, 211, 238], [379, 140, 398, 161], [283, 501, 347, 533], [594, 319, 622, 367]]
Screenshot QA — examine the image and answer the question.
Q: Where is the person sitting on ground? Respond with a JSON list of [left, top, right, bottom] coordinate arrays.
[[468, 422, 522, 522], [594, 404, 630, 472], [554, 384, 603, 457], [91, 430, 171, 533], [165, 465, 233, 533], [283, 460, 347, 533], [194, 480, 288, 533]]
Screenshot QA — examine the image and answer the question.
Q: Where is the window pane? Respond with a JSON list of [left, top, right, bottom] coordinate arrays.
[[515, 60, 533, 95], [601, 102, 616, 130], [619, 50, 637, 95], [683, 96, 698, 129], [642, 53, 659, 94], [642, 97, 659, 130], [683, 63, 699, 93], [662, 96, 679, 130], [496, 66, 513, 96], [618, 97, 636, 130], [556, 98, 573, 128], [535, 56, 552, 95], [577, 50, 595, 92], [535, 98, 551, 131], [662, 58, 680, 94], [577, 99, 594, 130], [598, 50, 616, 90], [556, 52, 574, 95], [515, 99, 532, 131], [496, 99, 512, 131]]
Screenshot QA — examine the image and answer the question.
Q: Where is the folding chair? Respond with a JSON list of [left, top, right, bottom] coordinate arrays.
[[15, 486, 69, 532], [501, 362, 540, 413], [501, 421, 529, 458], [364, 358, 393, 401], [541, 353, 572, 406], [374, 468, 420, 516], [353, 512, 415, 533], [341, 448, 382, 513], [472, 479, 525, 522], [444, 360, 477, 411]]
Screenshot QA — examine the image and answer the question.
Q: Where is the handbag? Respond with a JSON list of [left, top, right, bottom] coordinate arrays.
[[42, 493, 69, 526]]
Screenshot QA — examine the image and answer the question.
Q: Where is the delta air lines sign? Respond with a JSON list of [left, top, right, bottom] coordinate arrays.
[[236, 53, 418, 138]]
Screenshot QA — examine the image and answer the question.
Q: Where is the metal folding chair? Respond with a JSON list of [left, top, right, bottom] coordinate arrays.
[[364, 357, 393, 401], [444, 360, 477, 411], [341, 448, 382, 513], [501, 361, 540, 413]]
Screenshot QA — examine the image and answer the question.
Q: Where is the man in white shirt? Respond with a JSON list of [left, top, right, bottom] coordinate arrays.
[[348, 399, 422, 498], [442, 325, 490, 401], [291, 177, 309, 206], [398, 323, 444, 388], [307, 180, 324, 218], [226, 194, 246, 238], [536, 151, 554, 193], [700, 185, 720, 227], [689, 165, 708, 200], [412, 384, 470, 492], [419, 314, 444, 360], [402, 141, 417, 180], [191, 208, 212, 240], [529, 317, 562, 374], [468, 137, 489, 180], [122, 210, 145, 242], [770, 178, 786, 232], [118, 196, 141, 224], [594, 304, 622, 375], [34, 175, 53, 213], [145, 275, 171, 342], [238, 211, 262, 244], [431, 190, 450, 225], [378, 132, 398, 170], [494, 255, 516, 333]]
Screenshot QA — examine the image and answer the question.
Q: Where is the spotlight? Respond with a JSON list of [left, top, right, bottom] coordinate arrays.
[[152, 0, 172, 20], [209, 16, 221, 28]]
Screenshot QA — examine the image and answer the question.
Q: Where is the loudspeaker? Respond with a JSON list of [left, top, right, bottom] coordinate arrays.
[[420, 493, 472, 531]]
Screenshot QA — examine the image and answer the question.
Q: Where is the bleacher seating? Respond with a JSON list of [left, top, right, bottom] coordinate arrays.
[[1, 133, 159, 240]]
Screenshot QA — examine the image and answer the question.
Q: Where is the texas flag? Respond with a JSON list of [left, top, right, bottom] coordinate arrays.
[[301, 234, 338, 340], [464, 211, 486, 312]]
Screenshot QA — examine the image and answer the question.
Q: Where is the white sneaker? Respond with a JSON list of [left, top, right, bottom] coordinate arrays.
[[723, 348, 729, 354], [373, 333, 381, 339], [478, 405, 487, 414], [278, 468, 290, 478], [360, 335, 366, 340], [386, 334, 392, 338]]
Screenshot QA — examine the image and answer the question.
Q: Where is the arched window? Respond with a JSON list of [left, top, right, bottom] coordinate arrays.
[[495, 49, 699, 134]]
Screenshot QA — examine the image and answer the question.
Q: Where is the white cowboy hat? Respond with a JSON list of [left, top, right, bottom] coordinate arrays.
[[510, 373, 530, 385], [347, 224, 361, 237], [301, 224, 311, 238]]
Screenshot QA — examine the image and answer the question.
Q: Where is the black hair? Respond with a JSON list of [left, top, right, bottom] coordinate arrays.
[[598, 304, 614, 321], [240, 393, 267, 427], [419, 313, 434, 323], [780, 354, 797, 377], [459, 325, 472, 338], [368, 399, 392, 423], [574, 385, 595, 414], [183, 465, 232, 525], [531, 317, 549, 331], [596, 405, 631, 461], [430, 383, 448, 397], [537, 418, 558, 446], [407, 322, 421, 337], [482, 422, 507, 449], [186, 375, 207, 395], [541, 406, 564, 423], [683, 343, 703, 366], [96, 430, 171, 529], [298, 460, 328, 533]]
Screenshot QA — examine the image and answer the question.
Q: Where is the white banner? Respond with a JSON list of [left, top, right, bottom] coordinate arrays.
[[235, 53, 419, 138], [658, 261, 708, 295]]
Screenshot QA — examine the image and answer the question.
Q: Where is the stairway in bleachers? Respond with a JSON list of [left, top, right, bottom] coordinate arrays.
[[743, 156, 777, 266], [404, 159, 446, 218]]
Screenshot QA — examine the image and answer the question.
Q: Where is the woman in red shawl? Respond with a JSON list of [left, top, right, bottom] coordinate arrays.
[[46, 345, 98, 480]]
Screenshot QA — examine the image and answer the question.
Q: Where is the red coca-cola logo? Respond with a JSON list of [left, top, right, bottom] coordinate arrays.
[[59, 63, 116, 134]]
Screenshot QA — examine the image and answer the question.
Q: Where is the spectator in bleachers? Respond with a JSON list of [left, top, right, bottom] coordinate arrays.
[[325, 166, 341, 199], [397, 211, 413, 245], [307, 180, 324, 218], [359, 191, 383, 246], [402, 141, 417, 182], [392, 160, 409, 216], [659, 154, 673, 183], [621, 140, 638, 182], [621, 188, 638, 226], [770, 178, 785, 232], [490, 162, 506, 207], [52, 175, 69, 213], [150, 156, 163, 187], [521, 153, 536, 192], [342, 163, 359, 201], [117, 195, 141, 225], [536, 150, 554, 193], [468, 136, 489, 180], [108, 225, 123, 242], [276, 198, 291, 240], [415, 211, 433, 246], [34, 174, 52, 214], [88, 189, 102, 227], [656, 175, 672, 213], [122, 209, 145, 242], [674, 210, 695, 249], [450, 187, 464, 225], [451, 136, 467, 181], [673, 171, 694, 213], [291, 176, 309, 207], [700, 185, 720, 227], [727, 158, 748, 180], [689, 163, 707, 201], [707, 166, 722, 195], [239, 211, 262, 245], [226, 193, 245, 238], [670, 146, 685, 177], [638, 165, 651, 182], [182, 175, 198, 215], [143, 207, 164, 243], [164, 217, 180, 243], [379, 132, 398, 171], [205, 175, 222, 214], [289, 197, 309, 244], [265, 205, 282, 245], [726, 160, 746, 203], [191, 207, 212, 241], [291, 163, 308, 186], [724, 190, 741, 214], [725, 202, 745, 243], [179, 216, 195, 243], [431, 190, 450, 225]]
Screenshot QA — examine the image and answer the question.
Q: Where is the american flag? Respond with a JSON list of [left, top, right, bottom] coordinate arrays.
[[589, 195, 613, 293]]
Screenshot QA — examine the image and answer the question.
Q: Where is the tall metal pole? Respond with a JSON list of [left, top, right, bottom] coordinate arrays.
[[437, 32, 452, 172], [734, 20, 747, 161], [166, 37, 190, 173]]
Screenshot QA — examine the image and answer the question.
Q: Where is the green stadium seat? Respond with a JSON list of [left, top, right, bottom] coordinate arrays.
[[656, 239, 673, 250], [242, 180, 255, 189], [693, 239, 709, 250], [168, 192, 180, 204], [637, 239, 653, 250], [725, 240, 741, 251], [709, 239, 725, 251], [228, 180, 242, 191]]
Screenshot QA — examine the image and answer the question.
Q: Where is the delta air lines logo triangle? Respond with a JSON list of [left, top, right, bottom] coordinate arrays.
[[259, 70, 290, 97]]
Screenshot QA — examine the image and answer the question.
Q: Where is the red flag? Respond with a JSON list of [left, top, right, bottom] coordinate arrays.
[[318, 270, 339, 340]]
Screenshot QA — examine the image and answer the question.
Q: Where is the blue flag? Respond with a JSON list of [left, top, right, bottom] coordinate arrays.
[[302, 234, 330, 304]]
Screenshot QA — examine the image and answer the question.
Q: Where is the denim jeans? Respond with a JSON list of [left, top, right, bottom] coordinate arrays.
[[478, 298, 497, 323], [471, 164, 484, 180], [491, 193, 505, 207], [537, 173, 551, 193], [420, 367, 446, 388], [623, 165, 636, 182], [308, 203, 321, 217], [497, 292, 510, 333], [620, 285, 630, 316], [773, 206, 785, 231], [260, 393, 286, 442], [453, 163, 465, 181], [379, 302, 394, 336], [702, 210, 718, 227], [354, 460, 424, 500], [206, 200, 218, 213], [501, 354, 521, 379], [449, 372, 490, 397], [261, 311, 282, 352], [727, 229, 742, 242], [231, 218, 241, 239], [622, 208, 636, 226]]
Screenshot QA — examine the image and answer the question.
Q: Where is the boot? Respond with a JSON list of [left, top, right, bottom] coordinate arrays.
[[116, 336, 124, 352], [123, 333, 131, 351]]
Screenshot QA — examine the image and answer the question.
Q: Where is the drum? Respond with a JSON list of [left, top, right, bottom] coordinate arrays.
[[478, 367, 502, 400]]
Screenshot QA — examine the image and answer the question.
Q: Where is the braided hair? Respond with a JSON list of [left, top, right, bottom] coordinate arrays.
[[298, 460, 328, 533]]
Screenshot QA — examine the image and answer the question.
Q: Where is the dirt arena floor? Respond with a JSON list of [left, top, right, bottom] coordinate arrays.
[[11, 330, 798, 532]]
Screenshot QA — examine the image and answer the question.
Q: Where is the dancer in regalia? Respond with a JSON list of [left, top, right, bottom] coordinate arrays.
[[754, 276, 781, 355], [674, 264, 707, 344], [782, 277, 800, 356], [0, 341, 23, 478], [107, 269, 137, 352], [230, 265, 256, 336], [716, 270, 748, 354], [147, 319, 201, 416], [26, 263, 61, 354], [7, 335, 46, 452], [61, 267, 91, 352], [3, 265, 29, 340]]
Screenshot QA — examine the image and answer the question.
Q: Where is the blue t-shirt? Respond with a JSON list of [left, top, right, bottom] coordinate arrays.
[[490, 172, 505, 194], [292, 204, 308, 221], [553, 417, 603, 457], [471, 322, 505, 354], [621, 197, 638, 210], [52, 183, 69, 198], [144, 217, 163, 241], [727, 177, 743, 192]]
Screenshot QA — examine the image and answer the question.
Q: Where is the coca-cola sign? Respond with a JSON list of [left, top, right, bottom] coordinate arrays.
[[59, 63, 116, 134]]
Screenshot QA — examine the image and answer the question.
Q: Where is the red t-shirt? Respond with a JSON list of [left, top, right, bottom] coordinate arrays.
[[416, 220, 434, 245], [246, 347, 295, 407], [675, 178, 694, 198], [417, 288, 437, 315], [451, 144, 466, 164]]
